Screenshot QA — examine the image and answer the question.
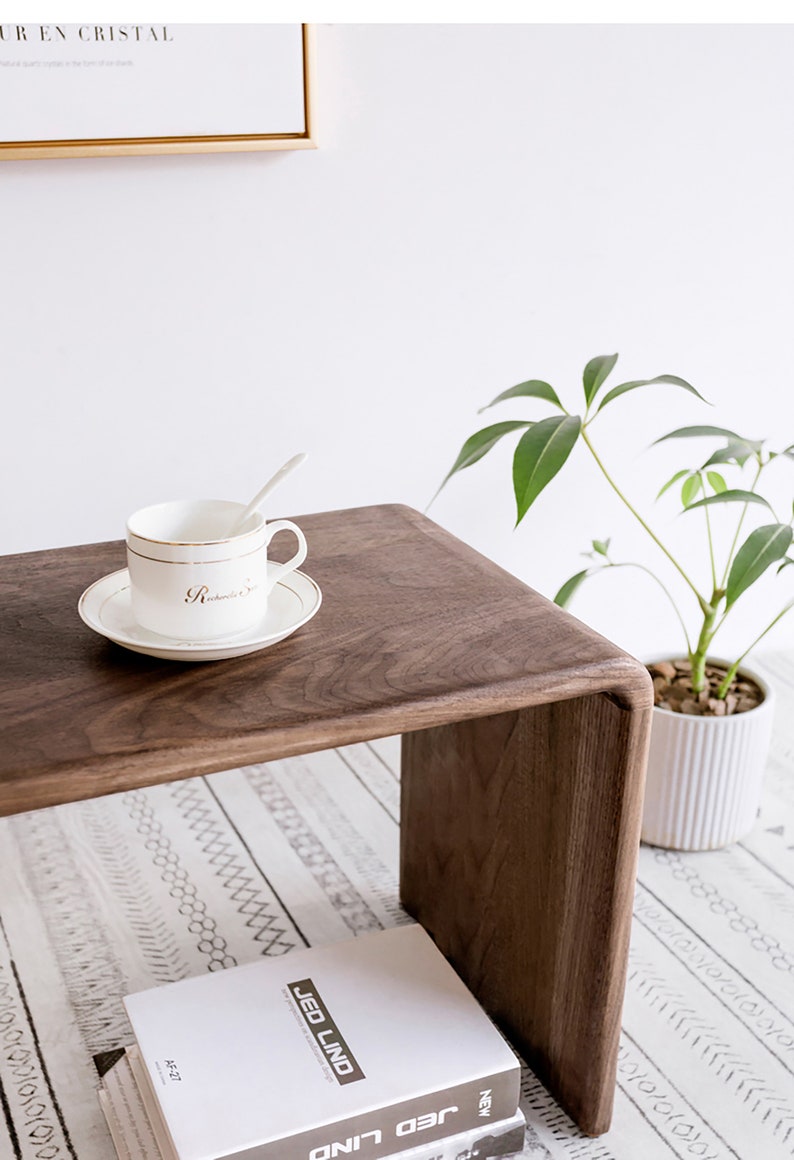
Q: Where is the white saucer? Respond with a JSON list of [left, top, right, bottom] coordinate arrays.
[[78, 566, 322, 662]]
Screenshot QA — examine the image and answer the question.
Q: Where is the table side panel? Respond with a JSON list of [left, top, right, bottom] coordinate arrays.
[[400, 692, 652, 1135]]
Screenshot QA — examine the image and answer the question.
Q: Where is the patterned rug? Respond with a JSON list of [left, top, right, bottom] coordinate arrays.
[[1, 655, 793, 1160]]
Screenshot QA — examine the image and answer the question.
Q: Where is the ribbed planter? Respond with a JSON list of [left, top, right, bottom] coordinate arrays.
[[642, 659, 775, 851]]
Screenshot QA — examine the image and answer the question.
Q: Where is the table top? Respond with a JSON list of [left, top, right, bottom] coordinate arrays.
[[0, 503, 650, 815]]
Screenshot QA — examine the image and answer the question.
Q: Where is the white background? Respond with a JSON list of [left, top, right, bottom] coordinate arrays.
[[2, 22, 794, 662]]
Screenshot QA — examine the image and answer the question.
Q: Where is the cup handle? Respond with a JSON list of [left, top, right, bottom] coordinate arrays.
[[263, 520, 308, 594]]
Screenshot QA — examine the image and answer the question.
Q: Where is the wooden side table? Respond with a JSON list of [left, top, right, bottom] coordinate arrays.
[[0, 504, 653, 1136]]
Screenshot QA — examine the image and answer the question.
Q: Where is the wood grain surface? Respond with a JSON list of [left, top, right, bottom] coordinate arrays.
[[401, 693, 652, 1135], [0, 502, 653, 1135], [0, 504, 651, 817]]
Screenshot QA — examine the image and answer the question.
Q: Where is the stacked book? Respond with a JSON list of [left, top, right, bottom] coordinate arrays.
[[98, 925, 526, 1160]]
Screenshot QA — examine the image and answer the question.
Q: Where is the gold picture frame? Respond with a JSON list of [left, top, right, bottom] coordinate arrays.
[[0, 23, 316, 160]]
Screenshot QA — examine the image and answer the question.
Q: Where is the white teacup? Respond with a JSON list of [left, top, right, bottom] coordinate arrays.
[[126, 499, 307, 641]]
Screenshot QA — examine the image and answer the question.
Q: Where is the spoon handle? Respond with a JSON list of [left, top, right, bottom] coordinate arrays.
[[231, 452, 307, 535]]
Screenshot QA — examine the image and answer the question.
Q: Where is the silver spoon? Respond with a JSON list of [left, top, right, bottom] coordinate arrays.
[[229, 452, 307, 535]]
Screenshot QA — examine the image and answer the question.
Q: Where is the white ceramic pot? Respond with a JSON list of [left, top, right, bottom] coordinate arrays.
[[642, 659, 775, 851]]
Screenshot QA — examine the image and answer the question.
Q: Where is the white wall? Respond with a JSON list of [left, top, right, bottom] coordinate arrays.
[[3, 23, 794, 662]]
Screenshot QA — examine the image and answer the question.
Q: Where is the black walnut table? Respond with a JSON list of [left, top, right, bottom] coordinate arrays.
[[0, 504, 653, 1136]]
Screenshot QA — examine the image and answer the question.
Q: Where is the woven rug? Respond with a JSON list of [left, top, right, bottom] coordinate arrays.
[[1, 655, 793, 1160]]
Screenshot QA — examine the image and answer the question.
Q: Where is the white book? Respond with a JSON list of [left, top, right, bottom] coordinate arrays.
[[102, 1050, 163, 1159], [123, 925, 521, 1160], [98, 1090, 133, 1160], [98, 1049, 527, 1160]]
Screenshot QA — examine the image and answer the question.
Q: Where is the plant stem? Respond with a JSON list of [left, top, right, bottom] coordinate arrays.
[[690, 596, 721, 694], [581, 427, 708, 610], [702, 475, 718, 591], [607, 562, 693, 653], [717, 598, 794, 696], [719, 460, 764, 589]]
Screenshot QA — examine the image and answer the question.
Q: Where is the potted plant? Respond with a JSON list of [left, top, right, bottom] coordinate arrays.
[[435, 354, 791, 850]]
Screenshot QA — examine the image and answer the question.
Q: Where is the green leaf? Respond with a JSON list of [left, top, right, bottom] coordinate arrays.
[[656, 469, 689, 500], [682, 489, 774, 514], [479, 379, 563, 413], [782, 444, 794, 460], [706, 471, 727, 493], [592, 538, 610, 557], [583, 354, 618, 406], [513, 414, 582, 525], [554, 569, 591, 609], [726, 523, 793, 609], [654, 425, 763, 449], [596, 374, 708, 414], [435, 421, 532, 495], [680, 474, 702, 507], [702, 442, 754, 468], [777, 557, 794, 574], [445, 421, 532, 475]]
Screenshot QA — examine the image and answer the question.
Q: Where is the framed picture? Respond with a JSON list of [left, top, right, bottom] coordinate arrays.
[[0, 22, 315, 159]]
